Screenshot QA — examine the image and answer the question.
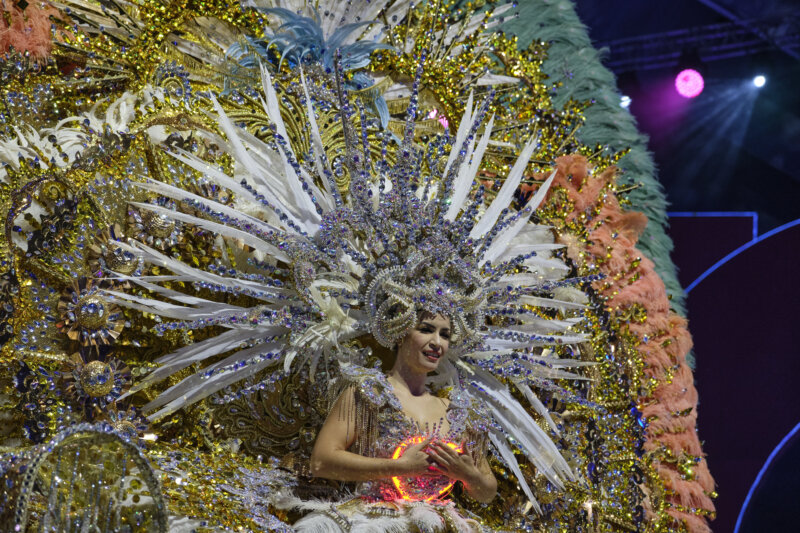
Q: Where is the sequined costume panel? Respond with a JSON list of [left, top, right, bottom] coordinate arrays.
[[335, 365, 493, 502], [288, 368, 494, 532]]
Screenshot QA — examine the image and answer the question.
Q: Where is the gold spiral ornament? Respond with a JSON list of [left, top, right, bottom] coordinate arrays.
[[103, 243, 138, 275], [141, 210, 176, 238]]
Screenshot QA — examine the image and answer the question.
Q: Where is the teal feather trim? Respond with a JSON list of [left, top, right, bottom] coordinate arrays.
[[496, 0, 688, 324]]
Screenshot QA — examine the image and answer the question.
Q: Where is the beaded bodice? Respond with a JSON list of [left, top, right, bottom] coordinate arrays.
[[338, 365, 492, 501]]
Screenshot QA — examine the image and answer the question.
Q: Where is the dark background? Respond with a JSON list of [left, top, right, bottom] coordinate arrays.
[[572, 1, 800, 531], [575, 0, 800, 235]]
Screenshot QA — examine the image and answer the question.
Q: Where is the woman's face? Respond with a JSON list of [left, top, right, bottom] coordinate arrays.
[[396, 314, 451, 373]]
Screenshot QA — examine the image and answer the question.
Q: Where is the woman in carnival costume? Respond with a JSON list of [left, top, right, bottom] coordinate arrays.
[[96, 3, 595, 530], [116, 72, 591, 528], [0, 1, 609, 530], [301, 310, 497, 531]]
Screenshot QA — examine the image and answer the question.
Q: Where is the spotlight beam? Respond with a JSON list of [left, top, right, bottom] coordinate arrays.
[[663, 84, 759, 195]]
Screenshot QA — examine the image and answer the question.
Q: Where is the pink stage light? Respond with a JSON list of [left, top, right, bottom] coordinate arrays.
[[426, 108, 449, 129], [675, 69, 704, 98]]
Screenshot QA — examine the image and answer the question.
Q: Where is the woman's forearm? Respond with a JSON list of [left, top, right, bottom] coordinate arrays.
[[462, 468, 497, 503], [310, 449, 410, 482]]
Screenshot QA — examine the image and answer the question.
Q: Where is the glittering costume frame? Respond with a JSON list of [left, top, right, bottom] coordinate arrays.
[[0, 1, 713, 531]]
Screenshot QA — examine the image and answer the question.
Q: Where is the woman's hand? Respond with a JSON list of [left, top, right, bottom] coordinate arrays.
[[396, 437, 434, 476], [426, 441, 481, 483], [427, 440, 497, 503]]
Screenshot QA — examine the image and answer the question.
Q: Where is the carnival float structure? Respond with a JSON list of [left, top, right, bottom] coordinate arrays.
[[0, 1, 714, 531]]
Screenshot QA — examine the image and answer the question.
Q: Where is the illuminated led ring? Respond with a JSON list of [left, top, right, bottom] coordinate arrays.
[[391, 436, 463, 501]]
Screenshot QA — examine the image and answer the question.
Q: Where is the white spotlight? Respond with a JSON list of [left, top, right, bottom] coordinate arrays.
[[753, 75, 766, 88], [620, 95, 632, 108]]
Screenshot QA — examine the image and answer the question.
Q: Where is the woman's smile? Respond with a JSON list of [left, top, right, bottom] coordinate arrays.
[[422, 347, 442, 363], [395, 314, 451, 374]]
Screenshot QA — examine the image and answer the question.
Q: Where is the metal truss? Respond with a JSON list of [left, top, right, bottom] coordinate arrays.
[[598, 12, 800, 73]]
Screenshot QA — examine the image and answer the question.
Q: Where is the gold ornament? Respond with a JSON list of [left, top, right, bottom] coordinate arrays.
[[75, 295, 109, 330], [79, 360, 115, 398], [141, 210, 176, 239], [112, 419, 139, 439], [57, 278, 125, 349], [102, 242, 138, 275]]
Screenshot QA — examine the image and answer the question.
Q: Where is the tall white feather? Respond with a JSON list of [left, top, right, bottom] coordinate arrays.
[[146, 341, 284, 421], [489, 432, 542, 514], [518, 295, 588, 310], [119, 328, 267, 398], [129, 201, 290, 265], [469, 137, 538, 239], [300, 69, 336, 198], [121, 241, 290, 301], [445, 113, 495, 221], [468, 368, 577, 487], [105, 286, 247, 320], [208, 94, 315, 233], [480, 170, 557, 265], [259, 64, 325, 221], [441, 91, 474, 179], [163, 148, 294, 233], [484, 333, 587, 350], [132, 179, 290, 253]]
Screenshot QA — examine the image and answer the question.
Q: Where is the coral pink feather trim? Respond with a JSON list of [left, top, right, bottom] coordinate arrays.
[[0, 0, 59, 59], [521, 155, 715, 531]]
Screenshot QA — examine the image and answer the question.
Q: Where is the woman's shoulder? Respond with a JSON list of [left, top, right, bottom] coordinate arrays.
[[437, 385, 493, 428], [335, 362, 403, 411]]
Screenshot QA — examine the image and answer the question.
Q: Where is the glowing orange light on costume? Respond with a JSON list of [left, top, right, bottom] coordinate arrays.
[[391, 436, 463, 501]]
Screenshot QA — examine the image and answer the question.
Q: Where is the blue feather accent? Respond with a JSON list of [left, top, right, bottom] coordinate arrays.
[[226, 6, 396, 128]]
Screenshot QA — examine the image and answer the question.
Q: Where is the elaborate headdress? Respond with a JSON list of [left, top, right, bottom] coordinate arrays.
[[365, 250, 487, 348], [105, 52, 593, 507]]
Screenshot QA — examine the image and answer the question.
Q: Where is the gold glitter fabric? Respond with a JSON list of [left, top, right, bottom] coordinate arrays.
[[0, 1, 714, 532]]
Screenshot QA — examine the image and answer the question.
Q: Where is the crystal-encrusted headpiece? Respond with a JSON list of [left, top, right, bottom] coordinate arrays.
[[364, 251, 487, 348]]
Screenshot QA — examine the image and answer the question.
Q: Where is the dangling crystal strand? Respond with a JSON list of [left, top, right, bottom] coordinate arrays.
[[174, 198, 288, 246], [210, 367, 287, 404], [332, 52, 371, 219], [317, 210, 371, 270], [400, 55, 424, 151], [389, 53, 426, 212], [270, 127, 324, 216], [355, 98, 374, 174], [201, 349, 283, 381], [298, 91, 344, 207], [206, 263, 286, 287], [377, 130, 392, 175], [152, 307, 284, 336], [523, 275, 604, 295], [485, 250, 543, 283], [453, 184, 487, 249], [237, 179, 309, 237], [188, 280, 288, 300], [418, 135, 448, 211], [441, 91, 494, 206], [474, 205, 527, 260], [482, 248, 536, 282]]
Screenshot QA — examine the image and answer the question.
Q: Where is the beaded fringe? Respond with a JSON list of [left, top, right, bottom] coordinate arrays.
[[327, 381, 380, 457]]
